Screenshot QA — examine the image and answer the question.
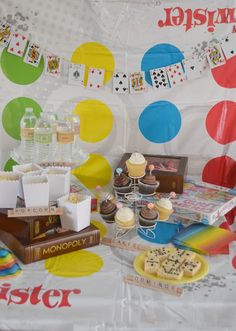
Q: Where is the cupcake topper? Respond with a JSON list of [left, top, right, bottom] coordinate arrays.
[[148, 164, 155, 175], [116, 202, 123, 209], [147, 203, 154, 210], [116, 167, 123, 176], [101, 191, 114, 202], [169, 191, 176, 199]]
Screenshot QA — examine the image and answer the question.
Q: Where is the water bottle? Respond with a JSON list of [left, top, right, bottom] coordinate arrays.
[[44, 105, 58, 160], [56, 119, 74, 162], [34, 113, 53, 163], [20, 108, 37, 163]]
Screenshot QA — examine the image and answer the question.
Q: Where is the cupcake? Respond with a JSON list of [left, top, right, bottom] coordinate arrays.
[[99, 199, 117, 223], [113, 168, 132, 194], [115, 204, 135, 229], [125, 152, 147, 178], [155, 192, 176, 221], [139, 203, 159, 227], [138, 164, 159, 195]]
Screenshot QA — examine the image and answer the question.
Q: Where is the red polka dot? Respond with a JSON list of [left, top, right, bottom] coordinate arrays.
[[232, 255, 236, 269], [206, 101, 236, 144], [202, 156, 236, 188], [211, 56, 236, 88]]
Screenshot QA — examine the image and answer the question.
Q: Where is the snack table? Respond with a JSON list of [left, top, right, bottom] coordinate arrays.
[[0, 214, 236, 331]]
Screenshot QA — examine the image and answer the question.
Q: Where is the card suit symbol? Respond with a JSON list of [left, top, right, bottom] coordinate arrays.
[[123, 74, 127, 78], [90, 84, 93, 87], [190, 66, 195, 70], [159, 82, 162, 85], [119, 81, 123, 85], [176, 66, 179, 69], [115, 87, 119, 91], [163, 83, 167, 86], [115, 74, 119, 78], [178, 72, 181, 75], [174, 70, 177, 73], [152, 71, 156, 75], [17, 50, 21, 54], [157, 73, 160, 77], [171, 75, 174, 78], [15, 33, 18, 37], [16, 42, 19, 46], [173, 81, 176, 84], [91, 70, 94, 74], [180, 79, 183, 82], [160, 70, 164, 74], [99, 71, 102, 75], [22, 36, 26, 40], [10, 47, 13, 51], [225, 38, 229, 42], [161, 74, 165, 78], [162, 79, 165, 82], [231, 50, 234, 54], [123, 87, 127, 91]]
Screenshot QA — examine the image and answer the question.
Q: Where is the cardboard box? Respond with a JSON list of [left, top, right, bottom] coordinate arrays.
[[44, 166, 71, 201], [0, 172, 20, 208], [116, 153, 188, 193], [23, 175, 49, 207]]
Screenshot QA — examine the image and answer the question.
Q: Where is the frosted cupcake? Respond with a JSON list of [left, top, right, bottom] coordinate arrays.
[[139, 203, 159, 227], [138, 164, 159, 195], [99, 199, 117, 223], [115, 204, 135, 229], [155, 192, 176, 221], [113, 168, 132, 194], [125, 152, 147, 178]]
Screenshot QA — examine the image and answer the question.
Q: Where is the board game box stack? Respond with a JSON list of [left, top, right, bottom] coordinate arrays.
[[0, 163, 100, 264]]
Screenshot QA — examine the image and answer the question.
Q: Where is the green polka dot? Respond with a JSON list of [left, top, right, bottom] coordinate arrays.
[[1, 44, 44, 85], [2, 97, 42, 140], [4, 158, 18, 171]]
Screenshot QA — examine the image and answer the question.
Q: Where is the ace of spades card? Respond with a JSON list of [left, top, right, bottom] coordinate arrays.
[[206, 43, 226, 68], [86, 68, 104, 90], [7, 32, 27, 57], [68, 63, 85, 86], [220, 33, 236, 60], [166, 62, 186, 87], [113, 72, 129, 93], [182, 57, 208, 80], [129, 71, 146, 93], [23, 42, 42, 67], [0, 20, 12, 48], [150, 67, 169, 89], [45, 54, 61, 77]]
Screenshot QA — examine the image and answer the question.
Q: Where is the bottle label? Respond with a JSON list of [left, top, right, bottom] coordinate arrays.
[[34, 132, 52, 144], [21, 128, 34, 141], [57, 132, 74, 143]]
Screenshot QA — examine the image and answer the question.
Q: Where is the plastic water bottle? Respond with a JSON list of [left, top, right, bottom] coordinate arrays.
[[44, 105, 58, 160], [56, 119, 74, 162], [34, 113, 53, 163], [20, 108, 37, 163]]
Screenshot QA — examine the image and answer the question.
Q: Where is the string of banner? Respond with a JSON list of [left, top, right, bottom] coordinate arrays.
[[0, 18, 235, 94]]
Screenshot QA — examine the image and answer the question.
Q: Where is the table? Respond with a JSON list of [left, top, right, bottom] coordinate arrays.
[[0, 214, 236, 331]]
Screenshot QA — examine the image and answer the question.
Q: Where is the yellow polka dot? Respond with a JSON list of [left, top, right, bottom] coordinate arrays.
[[45, 250, 103, 278], [91, 220, 107, 238], [72, 153, 112, 189], [73, 99, 114, 143], [71, 42, 115, 85]]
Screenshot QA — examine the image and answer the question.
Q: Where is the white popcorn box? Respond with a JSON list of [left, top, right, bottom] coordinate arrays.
[[13, 163, 43, 200], [0, 172, 20, 208], [44, 166, 71, 201], [57, 193, 91, 232], [22, 175, 49, 208]]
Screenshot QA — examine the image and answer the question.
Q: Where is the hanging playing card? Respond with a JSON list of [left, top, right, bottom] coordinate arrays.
[[220, 33, 236, 60], [23, 42, 43, 67], [129, 71, 146, 94], [206, 43, 226, 68], [113, 72, 129, 93], [68, 63, 85, 86], [166, 62, 186, 87], [0, 20, 12, 48], [182, 56, 208, 80], [86, 68, 104, 90], [150, 67, 169, 89], [7, 32, 27, 57], [45, 54, 61, 77]]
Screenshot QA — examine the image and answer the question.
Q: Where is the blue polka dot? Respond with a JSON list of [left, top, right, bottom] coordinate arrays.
[[141, 43, 184, 85], [139, 101, 181, 143]]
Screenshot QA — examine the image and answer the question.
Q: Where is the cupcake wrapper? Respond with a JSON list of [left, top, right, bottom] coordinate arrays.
[[100, 209, 117, 222], [138, 181, 159, 195], [139, 213, 159, 228], [113, 182, 132, 194]]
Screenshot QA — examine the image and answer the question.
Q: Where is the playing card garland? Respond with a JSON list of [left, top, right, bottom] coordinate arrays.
[[1, 15, 235, 93]]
